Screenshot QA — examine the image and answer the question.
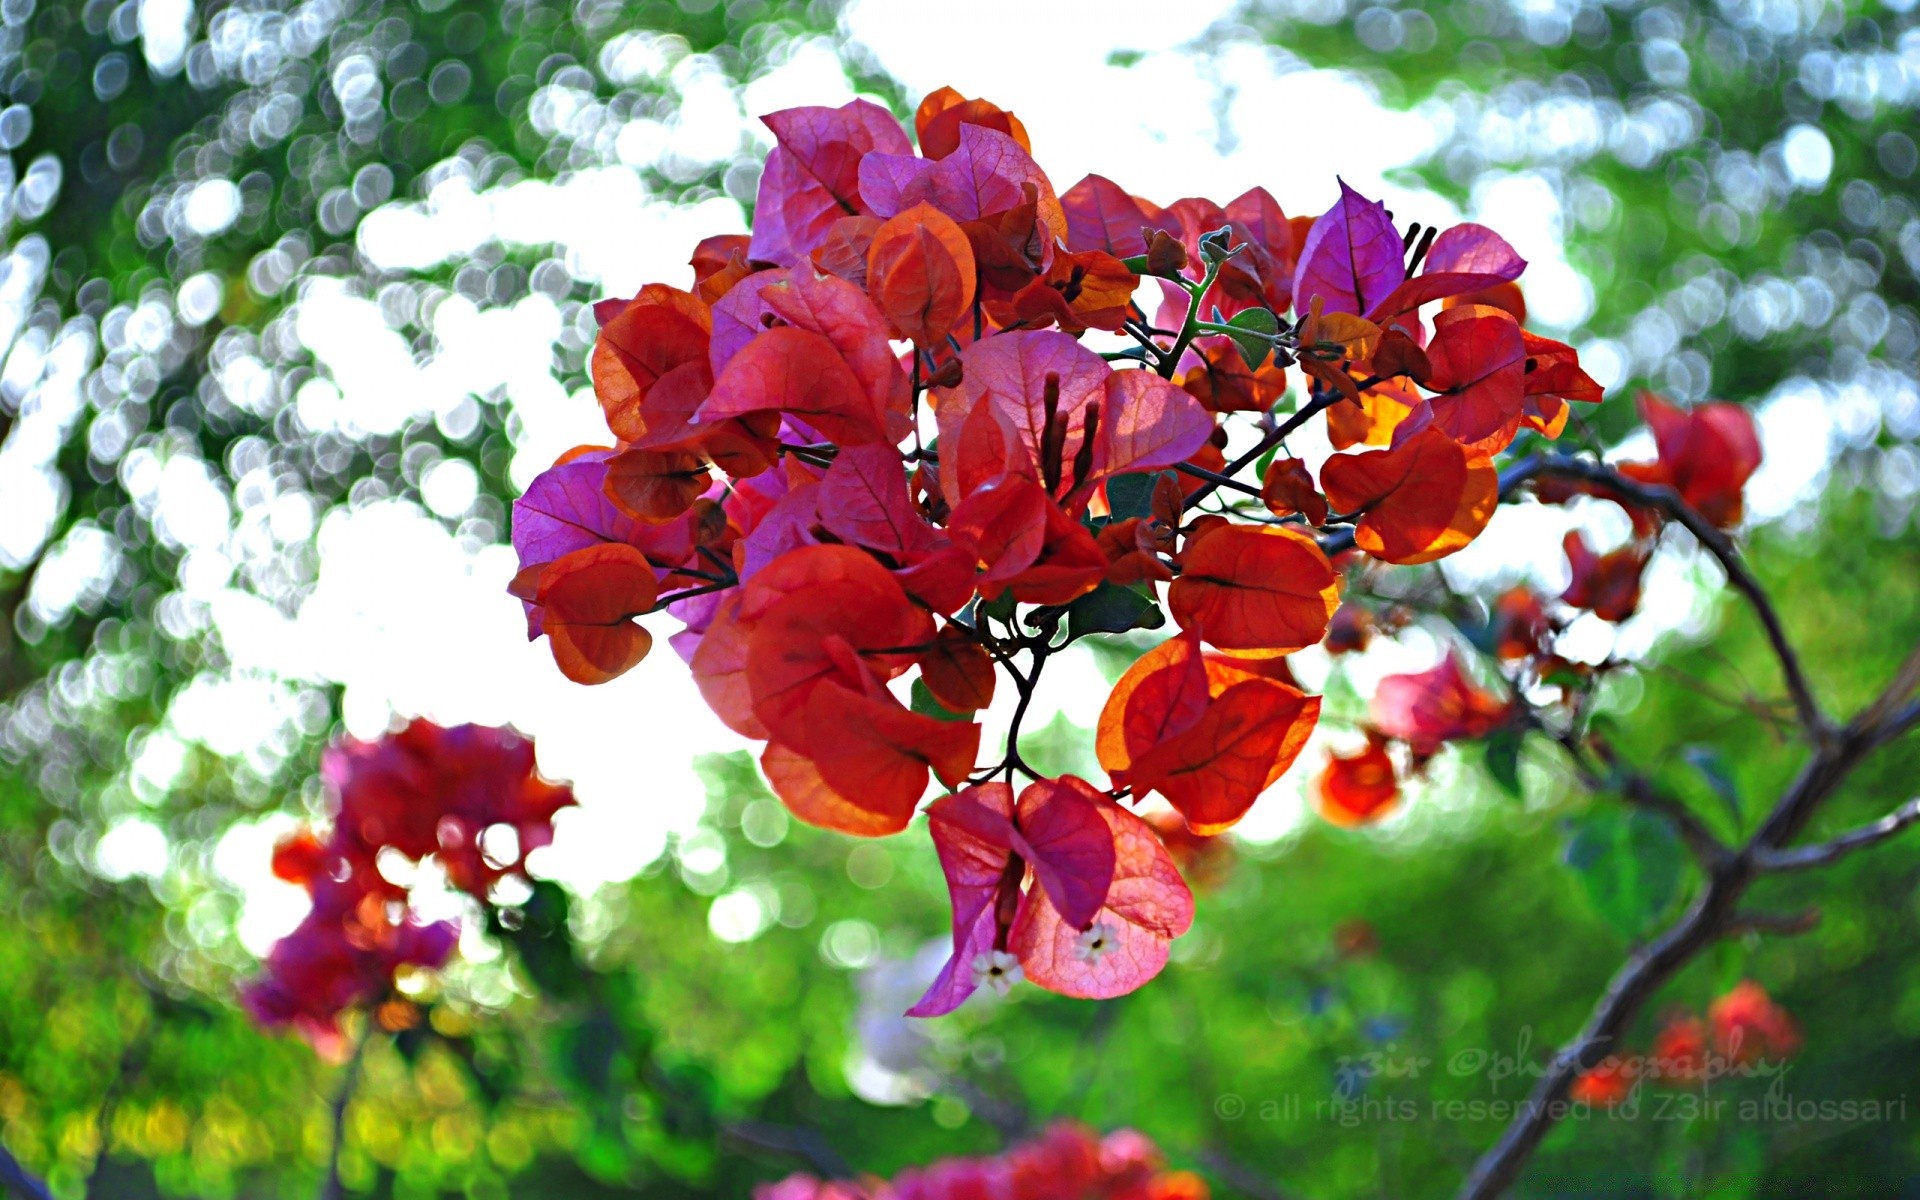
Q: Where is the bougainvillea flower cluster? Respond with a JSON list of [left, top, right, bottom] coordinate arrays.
[[242, 721, 574, 1045], [507, 85, 1627, 1010], [757, 1120, 1207, 1200]]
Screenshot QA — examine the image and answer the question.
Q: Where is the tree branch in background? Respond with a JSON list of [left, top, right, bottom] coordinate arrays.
[[722, 1119, 853, 1179], [1453, 473, 1920, 1197], [1529, 455, 1830, 741], [318, 1028, 369, 1200], [1749, 796, 1920, 872]]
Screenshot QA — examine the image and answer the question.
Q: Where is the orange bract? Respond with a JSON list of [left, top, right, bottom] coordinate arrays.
[[866, 203, 977, 346], [1097, 628, 1320, 834], [534, 543, 660, 685], [914, 86, 1030, 160], [592, 285, 712, 442], [1320, 427, 1498, 565], [1259, 456, 1328, 525], [603, 448, 711, 522], [1316, 738, 1399, 827], [1180, 340, 1289, 414], [1168, 524, 1339, 654]]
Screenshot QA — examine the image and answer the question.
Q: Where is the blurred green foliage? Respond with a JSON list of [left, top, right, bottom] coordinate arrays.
[[1, 0, 1918, 1198]]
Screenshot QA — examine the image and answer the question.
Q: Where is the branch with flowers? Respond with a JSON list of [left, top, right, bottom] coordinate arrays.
[[225, 86, 1920, 1198]]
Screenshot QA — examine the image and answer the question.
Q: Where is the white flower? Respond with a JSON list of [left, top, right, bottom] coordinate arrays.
[[1073, 920, 1119, 964], [970, 950, 1023, 996]]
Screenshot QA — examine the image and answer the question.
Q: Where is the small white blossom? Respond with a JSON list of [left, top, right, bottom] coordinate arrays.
[[1073, 920, 1119, 964], [970, 950, 1023, 996]]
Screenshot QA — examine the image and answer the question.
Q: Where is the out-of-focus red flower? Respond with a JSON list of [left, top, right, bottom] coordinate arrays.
[[1142, 808, 1235, 889], [1569, 1057, 1636, 1107], [1491, 586, 1552, 661], [1370, 652, 1514, 758], [1560, 531, 1651, 623], [324, 720, 577, 900], [245, 721, 577, 1048], [1710, 981, 1801, 1065], [1616, 392, 1763, 528], [1650, 1013, 1710, 1085], [1323, 604, 1376, 656], [1316, 737, 1399, 827]]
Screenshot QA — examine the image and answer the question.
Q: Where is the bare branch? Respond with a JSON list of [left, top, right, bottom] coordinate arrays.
[[722, 1119, 852, 1179], [1530, 455, 1830, 741], [1752, 798, 1920, 872], [319, 1028, 369, 1200], [1456, 715, 1891, 1199], [1723, 906, 1822, 937], [1856, 640, 1920, 733]]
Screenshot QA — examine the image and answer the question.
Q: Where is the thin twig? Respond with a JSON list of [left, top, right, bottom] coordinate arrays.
[[1751, 798, 1920, 872], [1182, 392, 1340, 511], [1723, 907, 1822, 937], [1173, 460, 1264, 498], [722, 1119, 852, 1179]]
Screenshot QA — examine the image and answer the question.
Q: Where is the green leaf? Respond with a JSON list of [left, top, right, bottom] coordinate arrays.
[[979, 591, 1019, 625], [1681, 744, 1743, 829], [1104, 471, 1163, 521], [1481, 728, 1525, 799], [1225, 306, 1281, 370], [1562, 807, 1686, 940], [1065, 582, 1166, 642], [911, 678, 969, 723]]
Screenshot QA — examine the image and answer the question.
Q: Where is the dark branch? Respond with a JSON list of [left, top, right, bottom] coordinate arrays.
[[1173, 460, 1264, 498], [1752, 797, 1920, 872], [319, 1029, 369, 1200], [722, 1119, 852, 1179]]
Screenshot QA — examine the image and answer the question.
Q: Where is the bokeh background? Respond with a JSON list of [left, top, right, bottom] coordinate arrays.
[[1, 0, 1918, 1196]]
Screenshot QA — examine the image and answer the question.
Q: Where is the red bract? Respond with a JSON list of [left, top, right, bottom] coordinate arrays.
[[1709, 981, 1801, 1064], [1650, 1013, 1711, 1084], [1569, 1058, 1636, 1107], [1365, 222, 1526, 320], [1617, 392, 1763, 528], [1420, 304, 1529, 454], [912, 777, 1192, 1015], [933, 330, 1210, 511], [749, 100, 913, 266], [1320, 427, 1498, 565], [1062, 174, 1159, 258], [1561, 531, 1652, 623], [1168, 524, 1340, 654], [1370, 652, 1514, 758]]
